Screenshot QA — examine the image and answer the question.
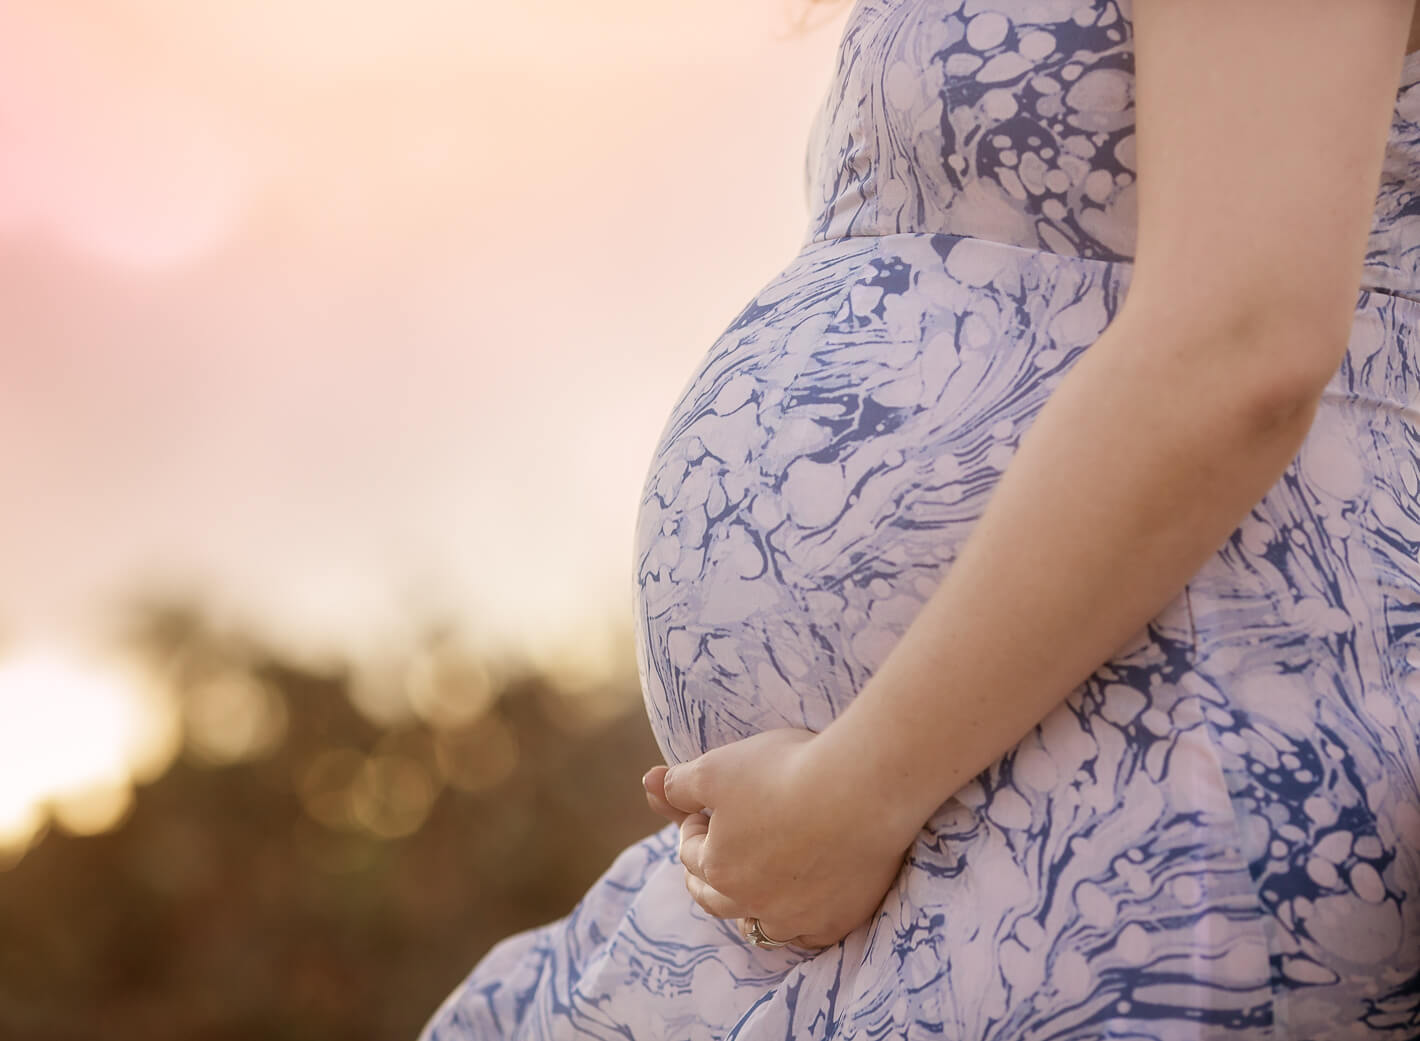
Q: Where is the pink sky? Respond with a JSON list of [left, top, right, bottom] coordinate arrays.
[[0, 0, 849, 668]]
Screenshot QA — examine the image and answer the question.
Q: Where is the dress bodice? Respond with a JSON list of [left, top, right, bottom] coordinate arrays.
[[802, 0, 1420, 299]]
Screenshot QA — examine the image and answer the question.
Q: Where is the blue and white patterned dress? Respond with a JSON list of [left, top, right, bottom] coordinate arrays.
[[424, 1, 1420, 1036]]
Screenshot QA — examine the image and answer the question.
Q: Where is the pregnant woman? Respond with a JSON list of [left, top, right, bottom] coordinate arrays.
[[423, 0, 1420, 1037]]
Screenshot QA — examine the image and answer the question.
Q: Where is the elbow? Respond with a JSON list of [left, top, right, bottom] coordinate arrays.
[[1117, 300, 1346, 434], [1231, 315, 1346, 433], [1241, 370, 1329, 438]]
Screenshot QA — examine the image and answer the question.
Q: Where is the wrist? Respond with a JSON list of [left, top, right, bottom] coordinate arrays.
[[804, 707, 940, 851]]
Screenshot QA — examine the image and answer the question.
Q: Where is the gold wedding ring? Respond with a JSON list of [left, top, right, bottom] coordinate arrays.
[[741, 916, 792, 949]]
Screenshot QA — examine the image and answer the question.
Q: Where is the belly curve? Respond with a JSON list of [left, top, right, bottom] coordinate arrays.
[[631, 232, 1128, 763]]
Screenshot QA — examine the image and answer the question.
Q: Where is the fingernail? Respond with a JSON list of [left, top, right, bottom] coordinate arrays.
[[662, 767, 676, 787], [641, 769, 655, 790]]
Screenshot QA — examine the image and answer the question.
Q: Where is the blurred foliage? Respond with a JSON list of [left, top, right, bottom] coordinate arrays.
[[0, 606, 666, 1041]]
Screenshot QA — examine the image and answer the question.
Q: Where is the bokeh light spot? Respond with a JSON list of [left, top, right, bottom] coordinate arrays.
[[405, 650, 494, 730], [298, 748, 365, 832], [434, 714, 519, 794], [350, 754, 436, 840], [183, 671, 289, 766], [51, 781, 135, 837]]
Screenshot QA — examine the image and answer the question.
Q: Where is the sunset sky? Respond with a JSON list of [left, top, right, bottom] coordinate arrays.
[[0, 0, 851, 852]]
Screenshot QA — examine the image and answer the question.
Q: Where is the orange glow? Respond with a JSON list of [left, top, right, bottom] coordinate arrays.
[[0, 644, 180, 862]]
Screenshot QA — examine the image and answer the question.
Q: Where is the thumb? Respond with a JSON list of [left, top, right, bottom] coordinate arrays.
[[642, 765, 691, 825], [662, 755, 715, 815]]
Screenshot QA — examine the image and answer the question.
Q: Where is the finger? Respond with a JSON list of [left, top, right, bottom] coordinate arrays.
[[684, 871, 746, 919], [677, 811, 710, 878], [645, 788, 689, 825], [642, 766, 691, 825], [661, 757, 714, 815]]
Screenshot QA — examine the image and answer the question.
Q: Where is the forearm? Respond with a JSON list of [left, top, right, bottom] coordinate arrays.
[[811, 309, 1328, 829]]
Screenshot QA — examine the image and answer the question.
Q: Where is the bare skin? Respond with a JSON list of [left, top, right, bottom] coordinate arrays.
[[645, 0, 1418, 950]]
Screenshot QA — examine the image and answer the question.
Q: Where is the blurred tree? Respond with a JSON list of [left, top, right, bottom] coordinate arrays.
[[0, 604, 665, 1041]]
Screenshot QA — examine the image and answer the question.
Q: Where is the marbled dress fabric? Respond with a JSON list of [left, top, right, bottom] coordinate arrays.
[[423, 1, 1420, 1037]]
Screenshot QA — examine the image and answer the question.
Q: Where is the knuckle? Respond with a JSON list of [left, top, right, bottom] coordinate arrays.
[[691, 888, 721, 918], [663, 765, 688, 796], [699, 849, 731, 891], [686, 877, 709, 912], [701, 867, 728, 899]]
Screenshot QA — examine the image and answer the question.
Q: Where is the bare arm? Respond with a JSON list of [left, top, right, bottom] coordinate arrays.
[[810, 0, 1416, 832]]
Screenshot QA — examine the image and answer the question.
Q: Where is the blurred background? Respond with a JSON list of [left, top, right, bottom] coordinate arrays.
[[0, 0, 850, 1036]]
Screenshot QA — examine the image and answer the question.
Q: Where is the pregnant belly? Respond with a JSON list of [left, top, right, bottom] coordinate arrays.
[[631, 232, 1129, 764]]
